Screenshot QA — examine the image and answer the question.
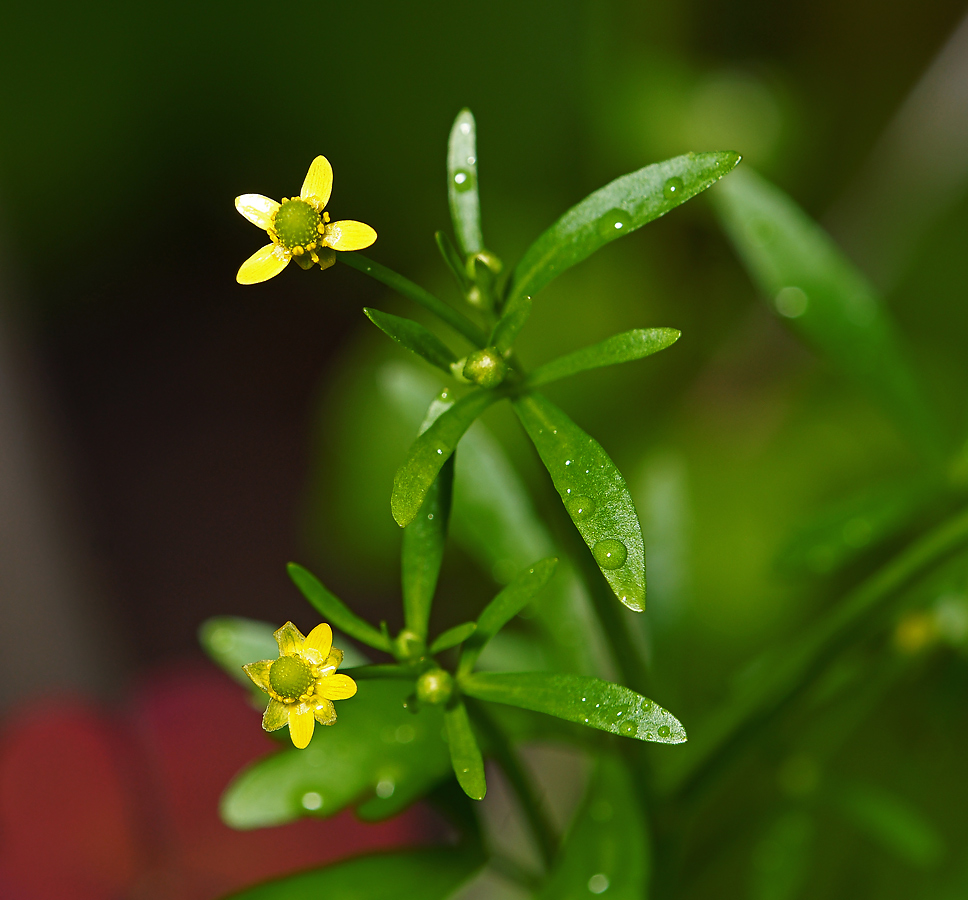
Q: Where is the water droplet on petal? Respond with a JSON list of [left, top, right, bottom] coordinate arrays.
[[593, 539, 628, 570]]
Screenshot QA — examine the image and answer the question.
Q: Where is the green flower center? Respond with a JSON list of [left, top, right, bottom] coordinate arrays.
[[269, 655, 314, 700], [273, 199, 321, 252]]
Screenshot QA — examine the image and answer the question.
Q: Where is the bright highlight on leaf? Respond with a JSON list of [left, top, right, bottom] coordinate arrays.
[[242, 621, 358, 749], [235, 155, 376, 284]]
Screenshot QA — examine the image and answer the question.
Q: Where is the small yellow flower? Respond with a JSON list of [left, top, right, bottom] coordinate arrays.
[[243, 621, 358, 749], [235, 156, 377, 284]]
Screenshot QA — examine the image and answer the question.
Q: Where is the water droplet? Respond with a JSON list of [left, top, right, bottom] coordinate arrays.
[[427, 513, 434, 520], [581, 697, 586, 702], [593, 539, 628, 570], [564, 459, 572, 466], [566, 495, 597, 520], [646, 732, 654, 740], [301, 791, 323, 810], [460, 122, 471, 134], [616, 711, 623, 717], [436, 448, 443, 455], [599, 208, 629, 237], [658, 725, 671, 738], [466, 155, 476, 165], [376, 779, 395, 798], [624, 723, 635, 734], [453, 169, 475, 192], [584, 717, 589, 723], [774, 286, 808, 318], [588, 873, 610, 894], [663, 176, 684, 200], [595, 703, 600, 708]]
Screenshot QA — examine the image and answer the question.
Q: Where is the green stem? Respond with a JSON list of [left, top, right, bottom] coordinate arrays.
[[469, 699, 558, 869], [339, 253, 488, 347], [666, 504, 968, 803]]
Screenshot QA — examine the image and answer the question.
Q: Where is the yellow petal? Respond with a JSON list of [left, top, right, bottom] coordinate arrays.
[[301, 156, 333, 209], [289, 708, 316, 748], [304, 623, 333, 660], [237, 243, 291, 284], [316, 246, 336, 271], [325, 648, 344, 670], [323, 221, 377, 251], [274, 621, 305, 655], [235, 193, 280, 230], [317, 673, 358, 700], [262, 699, 289, 732], [313, 698, 337, 726], [243, 659, 272, 693]]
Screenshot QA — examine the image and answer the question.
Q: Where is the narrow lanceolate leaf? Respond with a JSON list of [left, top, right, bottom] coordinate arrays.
[[713, 167, 942, 459], [444, 699, 487, 799], [537, 754, 650, 900], [526, 328, 681, 388], [435, 230, 472, 291], [221, 681, 450, 828], [459, 671, 686, 744], [429, 621, 477, 655], [288, 563, 391, 652], [458, 557, 558, 676], [364, 308, 458, 375], [223, 847, 482, 900], [495, 151, 741, 349], [448, 108, 483, 257], [199, 616, 279, 686], [489, 294, 531, 353], [513, 392, 646, 611], [402, 456, 454, 640], [392, 389, 502, 527]]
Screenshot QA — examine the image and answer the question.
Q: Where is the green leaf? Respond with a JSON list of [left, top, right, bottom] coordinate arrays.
[[429, 621, 477, 654], [447, 108, 483, 257], [402, 455, 454, 640], [199, 616, 280, 686], [339, 253, 487, 348], [458, 557, 558, 676], [435, 230, 471, 291], [712, 167, 942, 458], [363, 308, 458, 375], [223, 847, 482, 900], [288, 563, 392, 652], [835, 780, 945, 868], [777, 475, 943, 576], [513, 392, 646, 611], [526, 328, 681, 388], [489, 294, 531, 353], [221, 680, 449, 828], [750, 811, 815, 900], [537, 754, 649, 900], [496, 151, 741, 349], [459, 671, 686, 744], [444, 699, 486, 800], [392, 389, 502, 527]]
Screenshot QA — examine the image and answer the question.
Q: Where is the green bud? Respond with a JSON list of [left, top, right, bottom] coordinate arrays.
[[415, 668, 454, 706], [395, 628, 425, 661], [463, 347, 507, 388]]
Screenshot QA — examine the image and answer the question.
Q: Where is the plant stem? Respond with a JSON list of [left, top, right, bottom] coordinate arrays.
[[339, 253, 488, 347], [666, 503, 968, 804], [469, 700, 558, 869]]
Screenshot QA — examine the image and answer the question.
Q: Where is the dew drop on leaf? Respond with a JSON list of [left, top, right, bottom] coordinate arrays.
[[658, 725, 671, 738], [593, 539, 628, 570], [599, 207, 629, 237], [566, 494, 597, 520], [663, 176, 684, 199], [453, 169, 475, 192]]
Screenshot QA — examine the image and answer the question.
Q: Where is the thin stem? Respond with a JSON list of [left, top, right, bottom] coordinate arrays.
[[666, 503, 968, 804], [339, 252, 488, 348], [469, 699, 558, 869]]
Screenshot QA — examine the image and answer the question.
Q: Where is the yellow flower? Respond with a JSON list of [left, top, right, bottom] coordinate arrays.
[[243, 621, 358, 749], [235, 156, 377, 284]]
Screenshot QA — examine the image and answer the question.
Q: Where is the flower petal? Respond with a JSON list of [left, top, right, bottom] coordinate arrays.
[[262, 699, 289, 732], [304, 624, 333, 660], [325, 648, 344, 670], [288, 708, 315, 749], [301, 156, 333, 209], [235, 193, 280, 230], [323, 221, 377, 251], [316, 246, 336, 271], [313, 698, 337, 726], [242, 659, 272, 693], [237, 243, 291, 284], [274, 621, 305, 655], [317, 673, 358, 700]]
